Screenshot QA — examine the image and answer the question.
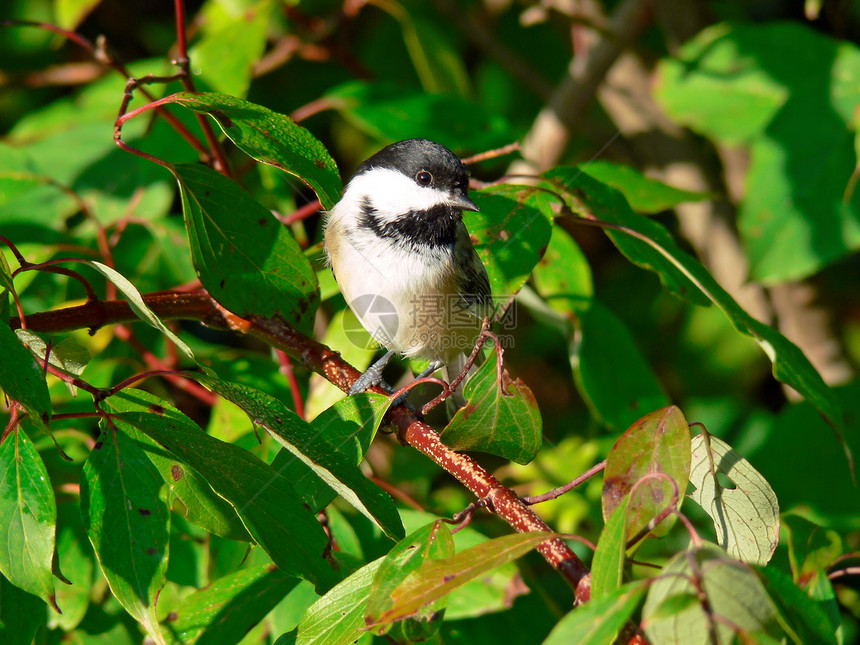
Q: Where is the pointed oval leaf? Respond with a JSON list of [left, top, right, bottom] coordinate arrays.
[[756, 566, 838, 645], [590, 495, 629, 602], [543, 582, 646, 645], [547, 168, 843, 437], [15, 330, 89, 397], [642, 543, 781, 645], [200, 375, 403, 540], [375, 532, 555, 625], [173, 163, 319, 333], [365, 521, 455, 631], [0, 323, 51, 426], [170, 92, 341, 209], [164, 564, 300, 645], [0, 429, 58, 610], [602, 406, 691, 540], [443, 349, 542, 464], [81, 423, 169, 644], [689, 434, 779, 565], [103, 389, 338, 591]]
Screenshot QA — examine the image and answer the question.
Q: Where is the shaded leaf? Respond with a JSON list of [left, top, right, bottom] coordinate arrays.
[[171, 93, 341, 209], [173, 163, 319, 333], [573, 303, 670, 431], [757, 566, 837, 645], [104, 389, 338, 592], [15, 330, 89, 397], [542, 582, 646, 645], [689, 434, 779, 565], [602, 406, 691, 540], [0, 321, 51, 426], [532, 224, 593, 318], [81, 422, 169, 644], [163, 564, 300, 645], [0, 575, 46, 645], [642, 543, 781, 645], [549, 168, 843, 434], [443, 348, 542, 464], [0, 429, 58, 610], [48, 502, 93, 631]]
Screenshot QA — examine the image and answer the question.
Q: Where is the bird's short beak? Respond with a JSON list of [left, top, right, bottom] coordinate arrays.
[[450, 192, 480, 212]]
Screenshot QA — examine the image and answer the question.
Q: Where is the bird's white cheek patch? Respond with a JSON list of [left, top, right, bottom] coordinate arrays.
[[345, 168, 451, 217]]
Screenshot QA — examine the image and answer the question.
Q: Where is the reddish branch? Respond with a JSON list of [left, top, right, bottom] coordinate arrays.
[[10, 290, 592, 602]]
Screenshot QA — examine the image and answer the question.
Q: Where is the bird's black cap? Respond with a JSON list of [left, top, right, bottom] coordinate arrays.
[[353, 139, 471, 193]]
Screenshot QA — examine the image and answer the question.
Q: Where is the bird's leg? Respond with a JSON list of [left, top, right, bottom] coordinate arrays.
[[349, 349, 396, 395], [388, 360, 444, 408]]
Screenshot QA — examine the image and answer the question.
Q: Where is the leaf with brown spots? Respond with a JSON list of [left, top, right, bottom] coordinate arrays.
[[602, 406, 691, 541], [170, 92, 342, 209]]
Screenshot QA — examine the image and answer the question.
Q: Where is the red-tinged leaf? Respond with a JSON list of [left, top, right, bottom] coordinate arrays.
[[0, 429, 58, 611], [173, 163, 320, 333], [170, 92, 342, 209], [81, 422, 169, 644], [602, 406, 691, 541], [372, 532, 555, 627], [443, 349, 542, 465], [365, 521, 455, 633]]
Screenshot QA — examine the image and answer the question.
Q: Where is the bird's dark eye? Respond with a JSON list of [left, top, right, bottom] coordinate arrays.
[[416, 171, 432, 186]]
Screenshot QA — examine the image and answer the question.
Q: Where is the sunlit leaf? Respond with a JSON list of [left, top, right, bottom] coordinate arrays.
[[0, 429, 58, 610], [104, 389, 338, 592], [602, 406, 691, 540], [689, 434, 779, 565], [15, 330, 89, 397], [173, 163, 319, 333], [590, 496, 628, 602], [171, 93, 342, 209], [443, 348, 542, 464], [542, 582, 646, 645], [81, 422, 169, 644]]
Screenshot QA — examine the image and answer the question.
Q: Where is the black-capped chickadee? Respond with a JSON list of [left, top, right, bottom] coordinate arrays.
[[324, 139, 493, 395]]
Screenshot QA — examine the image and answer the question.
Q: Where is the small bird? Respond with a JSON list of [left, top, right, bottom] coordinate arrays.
[[324, 138, 493, 396]]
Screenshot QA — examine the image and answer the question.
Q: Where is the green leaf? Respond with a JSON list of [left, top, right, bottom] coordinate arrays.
[[189, 1, 273, 98], [0, 575, 46, 645], [15, 330, 89, 397], [542, 582, 646, 645], [689, 434, 779, 565], [54, 0, 103, 30], [656, 22, 860, 283], [757, 566, 838, 645], [296, 558, 382, 645], [582, 161, 710, 214], [373, 532, 555, 625], [642, 543, 781, 645], [590, 496, 629, 602], [471, 185, 553, 298], [0, 429, 58, 610], [102, 389, 251, 542], [365, 521, 455, 632], [550, 168, 843, 433], [171, 93, 342, 209], [85, 260, 194, 359], [602, 406, 691, 540], [532, 224, 593, 318], [163, 564, 301, 645], [443, 348, 542, 464], [0, 321, 51, 427], [81, 422, 169, 644], [48, 502, 93, 631], [573, 302, 670, 431], [173, 163, 319, 333], [325, 81, 513, 152], [200, 376, 403, 540], [104, 389, 338, 592]]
